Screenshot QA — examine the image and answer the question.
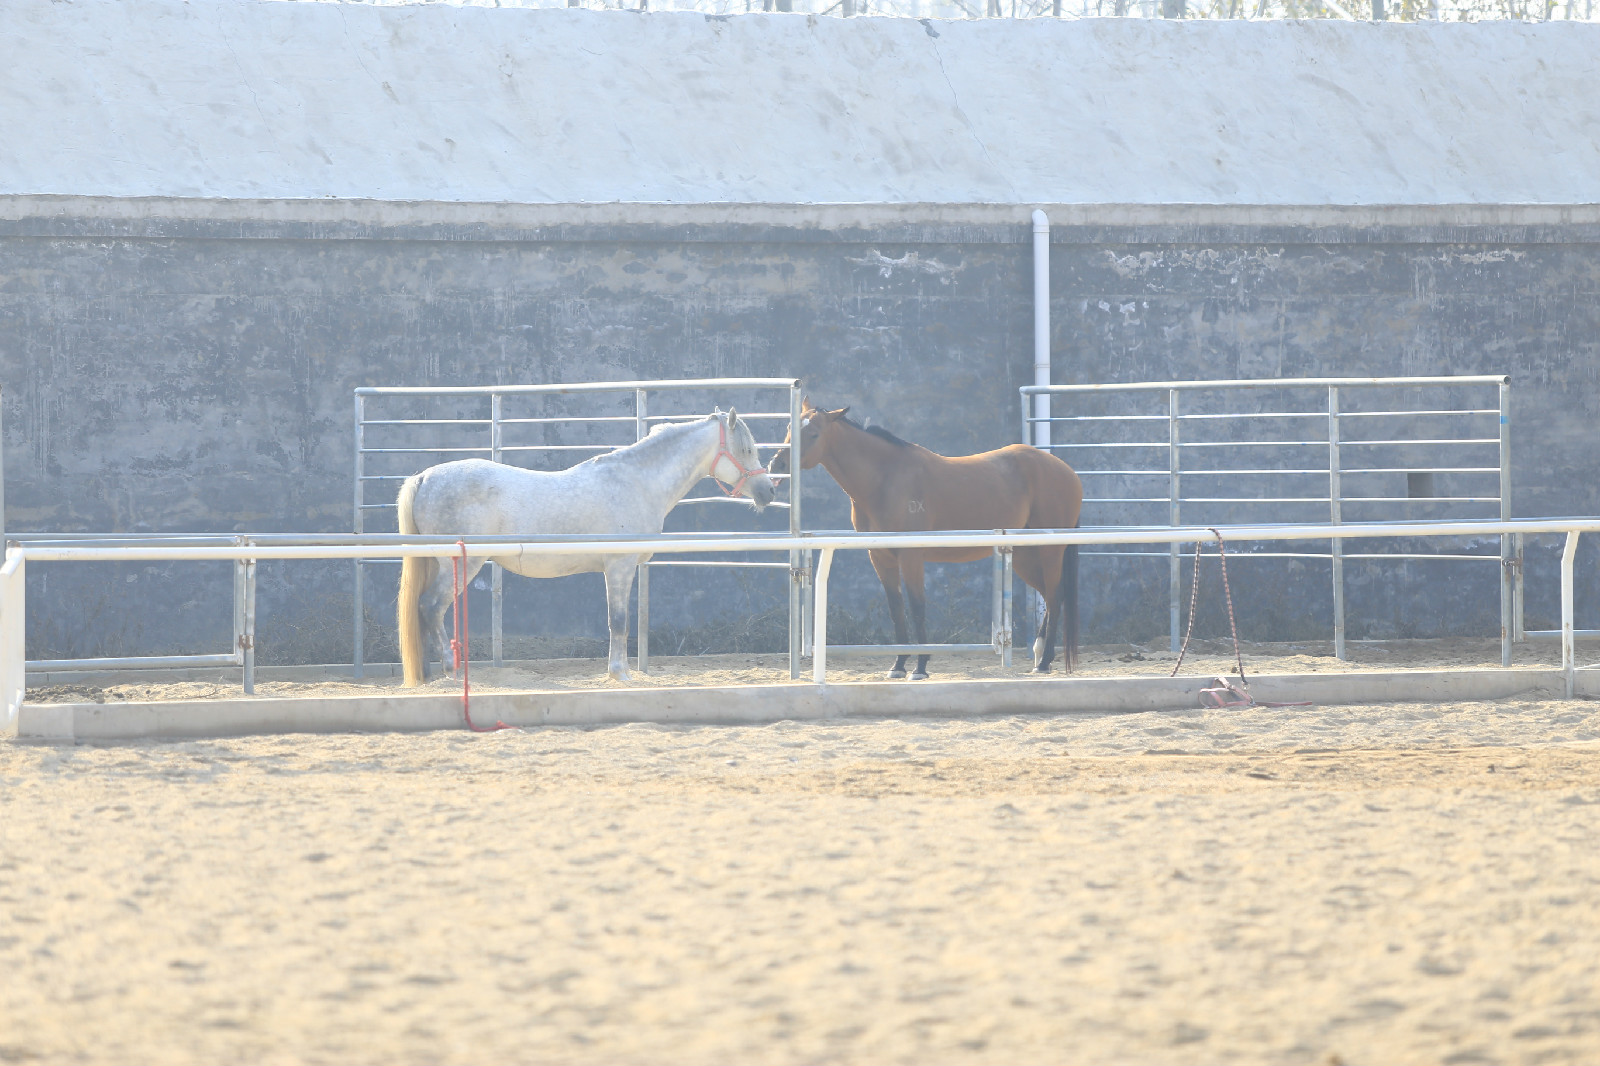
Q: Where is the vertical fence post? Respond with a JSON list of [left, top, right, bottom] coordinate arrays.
[[1562, 531, 1578, 698], [1021, 388, 1036, 641], [1168, 388, 1181, 652], [788, 383, 804, 680], [352, 392, 365, 679], [233, 538, 247, 671], [0, 389, 6, 543], [1001, 546, 1014, 668], [634, 389, 650, 674], [812, 547, 835, 684], [243, 541, 257, 696], [1513, 532, 1525, 642], [1, 550, 25, 733], [801, 549, 814, 659], [490, 392, 504, 668], [1500, 379, 1513, 667], [233, 537, 249, 693], [991, 548, 1003, 653], [1329, 386, 1346, 660]]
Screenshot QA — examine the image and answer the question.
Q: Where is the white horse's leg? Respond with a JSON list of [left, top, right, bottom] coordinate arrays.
[[603, 557, 639, 682]]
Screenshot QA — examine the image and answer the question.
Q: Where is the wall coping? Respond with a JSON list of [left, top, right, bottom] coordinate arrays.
[[6, 197, 1600, 245]]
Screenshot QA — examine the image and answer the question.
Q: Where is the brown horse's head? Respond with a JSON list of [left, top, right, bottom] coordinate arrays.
[[771, 397, 849, 475]]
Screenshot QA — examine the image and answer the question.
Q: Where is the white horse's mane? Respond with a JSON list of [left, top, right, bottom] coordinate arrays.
[[646, 416, 707, 438], [645, 411, 729, 438]]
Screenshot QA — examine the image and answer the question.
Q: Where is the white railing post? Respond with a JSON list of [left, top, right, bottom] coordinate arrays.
[[352, 392, 366, 679], [1001, 546, 1014, 668], [1329, 386, 1346, 660], [1562, 530, 1579, 698], [0, 548, 25, 732], [1168, 388, 1181, 652], [812, 547, 835, 684], [788, 383, 804, 680], [243, 541, 257, 696], [233, 537, 247, 669], [1500, 379, 1514, 667]]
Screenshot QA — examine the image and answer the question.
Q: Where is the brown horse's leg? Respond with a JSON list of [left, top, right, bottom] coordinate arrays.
[[1019, 546, 1065, 673], [869, 549, 911, 679], [901, 556, 931, 680], [1012, 549, 1048, 669]]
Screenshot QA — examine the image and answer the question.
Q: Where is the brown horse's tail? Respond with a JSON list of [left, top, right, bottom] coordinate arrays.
[[1058, 527, 1079, 673], [396, 473, 435, 688]]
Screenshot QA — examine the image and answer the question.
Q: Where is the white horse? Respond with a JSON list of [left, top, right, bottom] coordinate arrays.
[[396, 409, 775, 686]]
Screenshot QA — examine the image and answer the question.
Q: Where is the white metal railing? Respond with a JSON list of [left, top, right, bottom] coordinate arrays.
[[1021, 376, 1515, 662], [4, 515, 1597, 733], [7, 533, 260, 678], [1, 550, 25, 726], [354, 378, 807, 678]]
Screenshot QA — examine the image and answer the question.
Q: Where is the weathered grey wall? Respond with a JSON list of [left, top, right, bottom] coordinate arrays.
[[4, 204, 1598, 664]]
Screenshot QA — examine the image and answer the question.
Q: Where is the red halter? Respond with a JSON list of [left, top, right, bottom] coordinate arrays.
[[711, 417, 766, 498]]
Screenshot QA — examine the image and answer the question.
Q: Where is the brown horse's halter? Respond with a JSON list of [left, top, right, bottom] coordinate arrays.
[[710, 417, 766, 497]]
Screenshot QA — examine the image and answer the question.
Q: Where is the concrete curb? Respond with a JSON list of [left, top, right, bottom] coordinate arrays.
[[10, 668, 1574, 742]]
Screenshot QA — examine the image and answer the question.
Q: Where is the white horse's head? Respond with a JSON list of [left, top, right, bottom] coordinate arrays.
[[710, 408, 776, 511]]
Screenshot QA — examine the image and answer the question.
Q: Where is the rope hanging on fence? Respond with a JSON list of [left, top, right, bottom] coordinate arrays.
[[1170, 529, 1312, 709], [1171, 528, 1247, 682], [453, 540, 512, 733]]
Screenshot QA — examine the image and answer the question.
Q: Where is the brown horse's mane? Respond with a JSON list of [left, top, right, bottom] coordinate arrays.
[[837, 413, 911, 449]]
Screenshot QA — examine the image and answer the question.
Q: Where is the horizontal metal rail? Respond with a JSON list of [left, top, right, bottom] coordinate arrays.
[[1341, 409, 1500, 418], [1080, 550, 1504, 562], [1021, 375, 1509, 395], [643, 560, 793, 569], [825, 643, 995, 657], [23, 518, 1593, 560], [1048, 408, 1498, 422], [1053, 441, 1496, 452], [27, 653, 240, 673], [356, 378, 800, 396]]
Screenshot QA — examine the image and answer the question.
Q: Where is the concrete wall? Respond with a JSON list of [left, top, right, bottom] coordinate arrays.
[[4, 201, 1599, 662]]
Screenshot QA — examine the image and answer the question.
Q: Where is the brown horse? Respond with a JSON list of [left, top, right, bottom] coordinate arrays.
[[773, 399, 1083, 680]]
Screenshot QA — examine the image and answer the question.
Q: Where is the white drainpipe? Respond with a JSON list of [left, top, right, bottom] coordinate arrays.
[[1031, 209, 1051, 449], [1030, 209, 1052, 635]]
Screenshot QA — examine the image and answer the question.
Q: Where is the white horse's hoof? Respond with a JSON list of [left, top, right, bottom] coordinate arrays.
[[886, 668, 906, 680], [1030, 665, 1052, 675], [609, 667, 632, 683], [910, 670, 929, 681]]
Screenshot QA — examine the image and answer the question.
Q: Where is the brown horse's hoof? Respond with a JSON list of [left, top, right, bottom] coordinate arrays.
[[886, 668, 907, 680]]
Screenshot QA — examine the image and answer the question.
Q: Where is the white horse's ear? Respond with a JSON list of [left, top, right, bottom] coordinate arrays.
[[727, 407, 740, 431]]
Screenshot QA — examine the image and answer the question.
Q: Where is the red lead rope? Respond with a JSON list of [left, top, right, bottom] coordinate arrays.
[[1171, 529, 1311, 709], [452, 540, 512, 733]]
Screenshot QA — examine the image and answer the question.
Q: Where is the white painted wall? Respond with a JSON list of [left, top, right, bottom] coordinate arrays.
[[4, 0, 1597, 204]]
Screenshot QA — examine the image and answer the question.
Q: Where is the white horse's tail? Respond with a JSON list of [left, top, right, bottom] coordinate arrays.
[[396, 473, 434, 687]]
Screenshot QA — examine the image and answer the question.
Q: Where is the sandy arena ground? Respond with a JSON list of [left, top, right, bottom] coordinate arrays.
[[4, 642, 1600, 1066]]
